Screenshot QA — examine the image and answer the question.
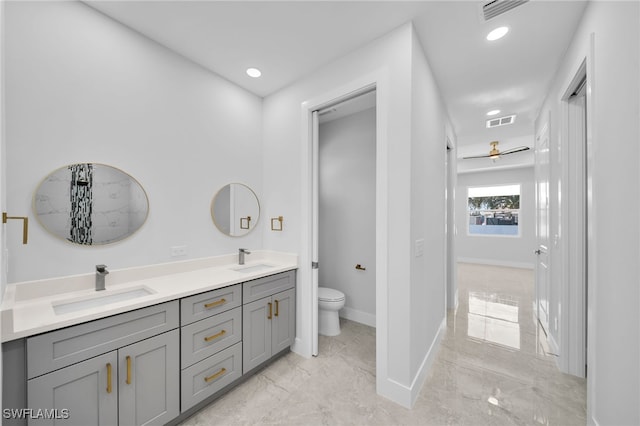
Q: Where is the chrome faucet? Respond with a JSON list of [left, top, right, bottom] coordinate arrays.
[[238, 248, 251, 265], [96, 264, 109, 291]]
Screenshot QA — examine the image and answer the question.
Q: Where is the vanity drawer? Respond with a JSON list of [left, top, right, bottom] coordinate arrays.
[[181, 284, 241, 325], [27, 301, 179, 379], [181, 306, 242, 368], [242, 270, 296, 304], [181, 342, 242, 411]]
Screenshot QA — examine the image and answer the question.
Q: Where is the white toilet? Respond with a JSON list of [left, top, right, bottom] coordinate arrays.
[[318, 287, 346, 336]]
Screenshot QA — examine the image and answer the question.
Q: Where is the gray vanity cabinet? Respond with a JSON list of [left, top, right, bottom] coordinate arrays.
[[25, 301, 179, 426], [179, 284, 243, 412], [242, 272, 295, 375], [27, 330, 179, 426], [118, 330, 180, 426], [27, 351, 118, 426]]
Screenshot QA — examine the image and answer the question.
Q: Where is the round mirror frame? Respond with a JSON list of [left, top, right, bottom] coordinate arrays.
[[32, 162, 149, 246], [210, 183, 260, 237]]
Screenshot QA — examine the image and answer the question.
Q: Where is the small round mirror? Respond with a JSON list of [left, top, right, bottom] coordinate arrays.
[[33, 163, 149, 245], [211, 183, 260, 237]]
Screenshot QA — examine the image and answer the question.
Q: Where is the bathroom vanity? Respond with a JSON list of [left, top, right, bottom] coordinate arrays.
[[1, 252, 296, 426]]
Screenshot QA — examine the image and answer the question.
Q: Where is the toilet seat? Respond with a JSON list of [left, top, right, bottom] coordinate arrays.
[[318, 287, 345, 302]]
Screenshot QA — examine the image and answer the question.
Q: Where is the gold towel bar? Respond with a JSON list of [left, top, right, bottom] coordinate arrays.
[[271, 216, 284, 231], [2, 212, 28, 244]]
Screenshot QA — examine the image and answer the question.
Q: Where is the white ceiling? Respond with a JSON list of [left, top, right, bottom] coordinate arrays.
[[87, 0, 587, 158]]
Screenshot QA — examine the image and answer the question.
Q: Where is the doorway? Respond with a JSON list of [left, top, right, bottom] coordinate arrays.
[[561, 61, 588, 377], [310, 86, 377, 356], [317, 91, 376, 334]]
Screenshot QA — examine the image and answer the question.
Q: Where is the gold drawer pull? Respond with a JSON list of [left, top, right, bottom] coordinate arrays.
[[267, 302, 272, 320], [274, 300, 279, 317], [106, 363, 112, 394], [204, 298, 226, 309], [126, 356, 132, 385], [204, 329, 226, 342], [204, 367, 227, 383]]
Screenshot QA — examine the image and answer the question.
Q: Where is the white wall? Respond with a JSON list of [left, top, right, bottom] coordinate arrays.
[[409, 30, 450, 391], [4, 1, 264, 283], [535, 1, 639, 424], [262, 23, 451, 407], [456, 166, 535, 269], [319, 107, 376, 327]]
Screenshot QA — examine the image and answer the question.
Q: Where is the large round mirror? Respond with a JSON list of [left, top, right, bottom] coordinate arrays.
[[211, 183, 260, 237], [33, 163, 149, 245]]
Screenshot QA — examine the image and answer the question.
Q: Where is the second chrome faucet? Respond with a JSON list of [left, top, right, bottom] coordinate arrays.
[[95, 264, 109, 291], [238, 248, 251, 265]]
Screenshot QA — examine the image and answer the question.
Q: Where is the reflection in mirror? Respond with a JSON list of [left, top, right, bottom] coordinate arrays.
[[33, 163, 149, 245], [211, 183, 260, 237]]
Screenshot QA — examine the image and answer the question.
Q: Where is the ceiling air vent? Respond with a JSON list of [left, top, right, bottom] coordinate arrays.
[[486, 114, 516, 128], [482, 0, 529, 21]]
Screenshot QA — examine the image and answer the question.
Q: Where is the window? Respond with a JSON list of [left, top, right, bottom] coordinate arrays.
[[468, 184, 520, 236]]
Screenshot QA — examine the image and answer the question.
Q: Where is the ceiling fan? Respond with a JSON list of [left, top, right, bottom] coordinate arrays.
[[462, 141, 530, 160]]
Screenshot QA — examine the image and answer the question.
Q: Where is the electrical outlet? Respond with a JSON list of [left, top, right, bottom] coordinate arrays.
[[170, 246, 187, 257]]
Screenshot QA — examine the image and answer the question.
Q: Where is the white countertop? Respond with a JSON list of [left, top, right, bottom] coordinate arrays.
[[1, 250, 297, 342]]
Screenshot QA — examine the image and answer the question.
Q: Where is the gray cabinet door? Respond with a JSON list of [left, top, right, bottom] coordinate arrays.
[[118, 330, 179, 426], [272, 288, 295, 354], [242, 297, 272, 374], [27, 351, 118, 426]]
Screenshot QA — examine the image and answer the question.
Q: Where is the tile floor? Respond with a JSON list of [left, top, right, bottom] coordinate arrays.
[[181, 263, 586, 425]]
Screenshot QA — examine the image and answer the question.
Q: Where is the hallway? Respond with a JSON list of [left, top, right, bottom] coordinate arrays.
[[429, 263, 586, 424], [181, 263, 586, 425]]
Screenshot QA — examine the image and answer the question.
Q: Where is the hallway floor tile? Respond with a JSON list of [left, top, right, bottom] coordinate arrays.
[[181, 263, 586, 425]]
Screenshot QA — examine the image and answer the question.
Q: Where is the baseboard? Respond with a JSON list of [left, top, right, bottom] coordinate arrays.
[[291, 337, 311, 358], [376, 317, 447, 408], [340, 306, 376, 328], [458, 257, 534, 270]]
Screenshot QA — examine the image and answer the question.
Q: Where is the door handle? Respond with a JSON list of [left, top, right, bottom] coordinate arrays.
[[534, 249, 542, 255]]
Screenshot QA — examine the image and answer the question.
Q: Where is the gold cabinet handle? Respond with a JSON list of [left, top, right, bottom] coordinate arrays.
[[204, 329, 226, 342], [204, 298, 226, 309], [126, 356, 132, 385], [274, 300, 279, 317], [106, 363, 112, 394], [355, 264, 366, 271], [267, 302, 272, 320], [204, 367, 226, 383]]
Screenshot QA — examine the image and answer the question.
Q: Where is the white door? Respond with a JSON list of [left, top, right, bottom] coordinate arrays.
[[311, 110, 319, 356], [535, 122, 551, 334]]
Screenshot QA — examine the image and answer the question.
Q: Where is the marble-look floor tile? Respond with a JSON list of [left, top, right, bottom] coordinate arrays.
[[180, 263, 586, 425]]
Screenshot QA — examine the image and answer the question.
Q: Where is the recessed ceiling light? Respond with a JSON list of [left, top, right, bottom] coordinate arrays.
[[487, 26, 509, 41], [246, 68, 262, 78], [487, 109, 501, 116]]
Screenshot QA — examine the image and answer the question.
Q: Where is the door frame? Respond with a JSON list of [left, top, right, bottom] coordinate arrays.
[[445, 138, 457, 311], [299, 70, 388, 386], [559, 53, 592, 378]]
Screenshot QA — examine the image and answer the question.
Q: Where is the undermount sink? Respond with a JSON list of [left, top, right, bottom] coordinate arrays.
[[52, 287, 154, 315], [231, 264, 274, 274]]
